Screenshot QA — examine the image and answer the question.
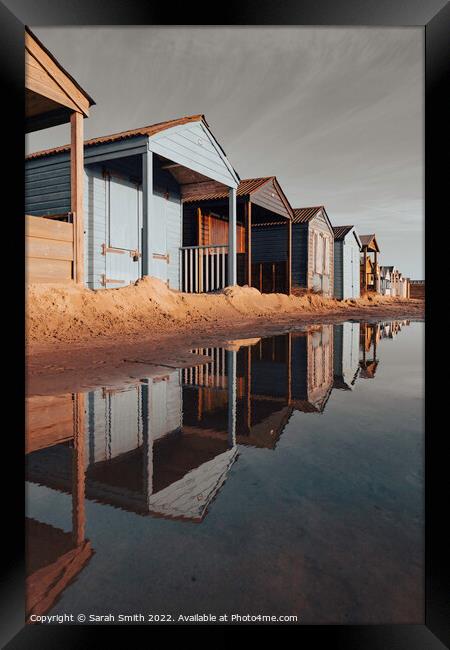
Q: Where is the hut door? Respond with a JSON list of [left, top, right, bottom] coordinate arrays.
[[106, 173, 142, 288]]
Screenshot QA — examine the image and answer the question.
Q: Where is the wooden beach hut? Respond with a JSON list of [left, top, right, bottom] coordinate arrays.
[[182, 176, 293, 294], [332, 226, 361, 300], [26, 114, 240, 290], [291, 206, 334, 296], [359, 234, 381, 293], [25, 27, 95, 285]]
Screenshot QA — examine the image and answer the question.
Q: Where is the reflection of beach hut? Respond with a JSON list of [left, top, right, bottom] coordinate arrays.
[[290, 327, 334, 412], [25, 394, 93, 618], [182, 339, 293, 449], [26, 114, 240, 290], [359, 323, 380, 378], [359, 234, 380, 293], [332, 226, 361, 299], [182, 176, 293, 294], [291, 206, 334, 296], [25, 27, 95, 285], [27, 376, 237, 524], [333, 322, 360, 390]]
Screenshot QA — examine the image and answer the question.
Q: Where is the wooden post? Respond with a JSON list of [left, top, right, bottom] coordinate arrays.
[[362, 248, 367, 292], [228, 187, 237, 286], [374, 251, 378, 292], [197, 207, 203, 245], [142, 150, 153, 277], [70, 112, 84, 284], [72, 393, 85, 547], [287, 219, 292, 295], [245, 200, 252, 286]]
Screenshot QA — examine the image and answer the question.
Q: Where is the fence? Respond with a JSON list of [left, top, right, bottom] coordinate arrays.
[[26, 214, 74, 283], [180, 245, 228, 293]]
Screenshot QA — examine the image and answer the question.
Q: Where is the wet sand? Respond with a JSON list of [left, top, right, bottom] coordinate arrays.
[[27, 295, 424, 397]]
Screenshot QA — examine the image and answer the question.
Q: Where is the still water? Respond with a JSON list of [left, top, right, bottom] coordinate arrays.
[[26, 320, 424, 624]]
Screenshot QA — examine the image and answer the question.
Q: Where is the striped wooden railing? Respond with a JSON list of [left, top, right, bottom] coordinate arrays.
[[180, 245, 228, 293], [182, 347, 227, 389]]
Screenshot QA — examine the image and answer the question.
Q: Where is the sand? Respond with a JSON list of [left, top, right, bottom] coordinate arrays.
[[26, 278, 424, 395]]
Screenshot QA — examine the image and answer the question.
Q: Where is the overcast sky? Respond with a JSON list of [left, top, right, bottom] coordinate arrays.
[[27, 27, 424, 278]]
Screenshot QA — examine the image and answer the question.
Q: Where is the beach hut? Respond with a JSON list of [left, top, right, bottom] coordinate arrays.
[[332, 226, 361, 299], [359, 234, 381, 293], [25, 27, 95, 285], [26, 114, 240, 290], [380, 266, 393, 296], [182, 176, 293, 294], [291, 206, 334, 296], [333, 322, 360, 390]]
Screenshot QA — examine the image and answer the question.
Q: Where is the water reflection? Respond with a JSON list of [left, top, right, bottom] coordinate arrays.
[[25, 319, 414, 620]]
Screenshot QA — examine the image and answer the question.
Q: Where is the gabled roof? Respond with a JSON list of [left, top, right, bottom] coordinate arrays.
[[183, 176, 294, 220], [26, 114, 206, 160], [292, 206, 324, 224], [332, 225, 353, 240], [359, 234, 380, 252], [292, 206, 334, 234], [25, 27, 95, 111], [184, 176, 271, 201]]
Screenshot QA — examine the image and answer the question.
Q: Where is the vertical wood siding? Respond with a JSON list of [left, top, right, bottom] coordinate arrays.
[[334, 241, 344, 299], [84, 165, 106, 289], [292, 224, 308, 287], [251, 225, 288, 263]]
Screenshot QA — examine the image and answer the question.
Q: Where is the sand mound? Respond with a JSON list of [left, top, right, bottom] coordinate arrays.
[[26, 276, 417, 346]]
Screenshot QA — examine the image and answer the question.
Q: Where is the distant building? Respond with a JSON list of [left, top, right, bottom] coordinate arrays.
[[409, 280, 425, 299], [332, 226, 361, 299], [380, 266, 393, 296]]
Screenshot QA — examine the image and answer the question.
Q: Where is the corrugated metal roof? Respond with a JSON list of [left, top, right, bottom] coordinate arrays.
[[26, 114, 206, 160], [183, 177, 274, 203], [292, 206, 324, 223], [359, 234, 376, 247], [332, 225, 354, 241]]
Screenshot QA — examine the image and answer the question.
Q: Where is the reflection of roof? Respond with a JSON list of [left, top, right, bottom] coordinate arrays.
[[26, 114, 205, 160], [333, 376, 353, 391], [147, 447, 238, 522], [292, 206, 324, 223], [26, 518, 93, 618]]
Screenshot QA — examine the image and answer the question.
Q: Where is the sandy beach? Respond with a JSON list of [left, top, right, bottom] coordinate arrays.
[[26, 277, 424, 395]]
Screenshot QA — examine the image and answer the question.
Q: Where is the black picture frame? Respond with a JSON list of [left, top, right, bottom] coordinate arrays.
[[1, 0, 446, 646]]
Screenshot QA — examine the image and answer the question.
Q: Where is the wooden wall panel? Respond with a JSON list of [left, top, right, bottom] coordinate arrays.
[[26, 215, 74, 283]]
